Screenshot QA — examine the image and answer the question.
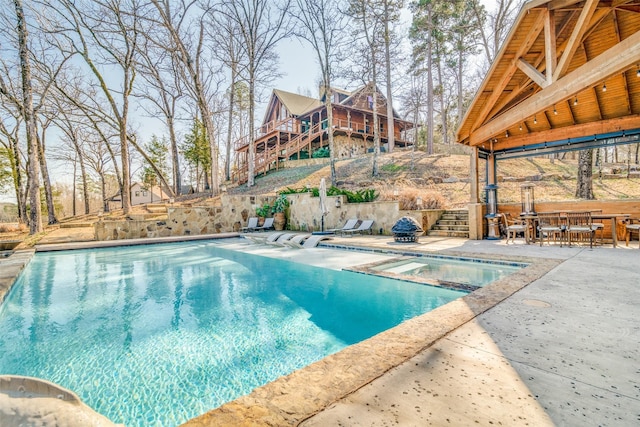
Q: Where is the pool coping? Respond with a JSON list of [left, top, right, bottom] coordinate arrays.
[[0, 235, 562, 426]]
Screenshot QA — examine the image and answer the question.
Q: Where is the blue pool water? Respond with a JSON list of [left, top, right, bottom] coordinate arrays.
[[0, 241, 465, 426]]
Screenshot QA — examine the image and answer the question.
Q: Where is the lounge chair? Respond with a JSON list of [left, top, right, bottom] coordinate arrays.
[[328, 218, 359, 234], [253, 217, 275, 232], [241, 217, 259, 232], [282, 234, 310, 248], [340, 219, 374, 237], [302, 234, 333, 248]]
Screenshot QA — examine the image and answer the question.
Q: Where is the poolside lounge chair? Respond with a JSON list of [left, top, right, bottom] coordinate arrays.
[[282, 234, 310, 248], [340, 219, 374, 237], [253, 217, 275, 232], [241, 217, 259, 232], [265, 232, 286, 244], [327, 218, 359, 234], [302, 234, 333, 248]]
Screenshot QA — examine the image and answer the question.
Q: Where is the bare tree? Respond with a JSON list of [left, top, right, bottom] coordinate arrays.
[[293, 0, 347, 186], [135, 35, 182, 196], [349, 0, 387, 176], [207, 11, 247, 183], [149, 0, 221, 195], [42, 0, 142, 214], [220, 0, 292, 187], [381, 0, 403, 153], [13, 0, 42, 233]]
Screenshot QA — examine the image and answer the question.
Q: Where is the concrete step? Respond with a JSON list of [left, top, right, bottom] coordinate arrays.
[[431, 225, 469, 232], [436, 219, 470, 226], [427, 230, 470, 238]]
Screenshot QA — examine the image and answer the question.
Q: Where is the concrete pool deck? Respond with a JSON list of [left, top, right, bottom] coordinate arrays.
[[1, 231, 638, 426]]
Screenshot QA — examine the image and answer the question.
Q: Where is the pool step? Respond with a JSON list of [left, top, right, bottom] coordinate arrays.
[[427, 209, 469, 238]]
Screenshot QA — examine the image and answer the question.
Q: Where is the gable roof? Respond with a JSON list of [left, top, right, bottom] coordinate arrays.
[[457, 0, 640, 156], [273, 89, 324, 116]]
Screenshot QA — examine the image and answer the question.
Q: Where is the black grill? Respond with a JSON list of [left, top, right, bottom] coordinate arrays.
[[391, 217, 424, 243]]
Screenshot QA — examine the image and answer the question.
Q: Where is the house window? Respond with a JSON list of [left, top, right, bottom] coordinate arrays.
[[142, 191, 148, 196], [367, 95, 373, 109]]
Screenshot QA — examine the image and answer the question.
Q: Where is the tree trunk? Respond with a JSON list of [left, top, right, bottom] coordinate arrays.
[[167, 112, 181, 195], [14, 0, 42, 234], [575, 149, 594, 199], [426, 4, 434, 155], [226, 65, 237, 182], [325, 86, 337, 186], [248, 72, 256, 187], [383, 0, 394, 153], [36, 128, 58, 224]]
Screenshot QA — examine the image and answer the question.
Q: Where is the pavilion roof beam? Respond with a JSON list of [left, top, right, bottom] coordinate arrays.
[[469, 27, 640, 145], [545, 9, 557, 86], [548, 0, 585, 10], [469, 11, 547, 133], [490, 114, 640, 151], [517, 58, 549, 88], [485, 10, 579, 122], [553, 0, 599, 81]]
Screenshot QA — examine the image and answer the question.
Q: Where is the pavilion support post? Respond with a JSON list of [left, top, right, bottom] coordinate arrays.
[[468, 146, 484, 240], [470, 146, 480, 203]]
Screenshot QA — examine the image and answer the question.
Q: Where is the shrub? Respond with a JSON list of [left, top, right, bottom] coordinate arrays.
[[256, 203, 271, 217], [312, 147, 330, 158]]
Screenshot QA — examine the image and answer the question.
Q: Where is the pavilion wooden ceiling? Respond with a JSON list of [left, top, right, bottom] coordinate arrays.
[[457, 0, 640, 155]]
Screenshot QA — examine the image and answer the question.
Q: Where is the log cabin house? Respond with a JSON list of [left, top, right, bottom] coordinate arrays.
[[233, 84, 414, 184]]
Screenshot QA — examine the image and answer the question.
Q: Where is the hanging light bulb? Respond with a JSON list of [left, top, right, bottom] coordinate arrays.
[[505, 130, 509, 137], [534, 115, 537, 124], [553, 106, 558, 115], [519, 123, 523, 131], [636, 65, 640, 78], [574, 96, 578, 106], [603, 82, 607, 92]]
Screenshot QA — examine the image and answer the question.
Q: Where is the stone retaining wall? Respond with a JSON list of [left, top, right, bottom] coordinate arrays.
[[94, 194, 451, 240]]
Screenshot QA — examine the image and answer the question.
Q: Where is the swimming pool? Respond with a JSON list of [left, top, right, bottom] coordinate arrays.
[[0, 241, 465, 426]]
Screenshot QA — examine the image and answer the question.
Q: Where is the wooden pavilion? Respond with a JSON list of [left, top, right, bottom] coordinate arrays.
[[233, 85, 414, 184], [456, 0, 640, 239]]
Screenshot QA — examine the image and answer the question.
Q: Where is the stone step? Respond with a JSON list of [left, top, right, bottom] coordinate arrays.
[[441, 212, 469, 219], [436, 219, 470, 226], [427, 230, 470, 238], [431, 225, 469, 232]]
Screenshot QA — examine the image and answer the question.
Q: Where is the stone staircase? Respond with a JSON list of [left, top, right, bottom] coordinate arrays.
[[427, 209, 470, 238]]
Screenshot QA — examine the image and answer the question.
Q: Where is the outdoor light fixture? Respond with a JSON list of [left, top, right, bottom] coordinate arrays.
[[534, 115, 537, 124], [637, 65, 640, 78], [505, 130, 509, 137], [603, 82, 607, 92], [553, 105, 558, 115], [519, 123, 523, 131], [335, 198, 341, 208], [574, 97, 578, 106]]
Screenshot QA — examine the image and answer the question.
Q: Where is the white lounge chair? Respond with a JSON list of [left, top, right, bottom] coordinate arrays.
[[253, 217, 275, 232], [328, 218, 359, 234], [282, 234, 310, 248], [241, 217, 259, 232], [340, 219, 374, 237]]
